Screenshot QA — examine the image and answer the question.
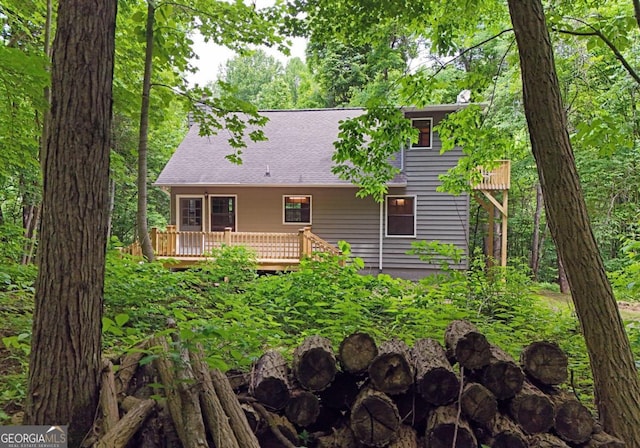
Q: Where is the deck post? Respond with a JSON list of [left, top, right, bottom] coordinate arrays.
[[224, 227, 232, 246], [166, 225, 176, 256], [299, 227, 311, 257]]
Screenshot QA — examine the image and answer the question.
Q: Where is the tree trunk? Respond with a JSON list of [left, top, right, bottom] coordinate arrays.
[[23, 0, 117, 444], [507, 1, 640, 444], [531, 182, 544, 278], [137, 0, 155, 261], [557, 253, 570, 294]]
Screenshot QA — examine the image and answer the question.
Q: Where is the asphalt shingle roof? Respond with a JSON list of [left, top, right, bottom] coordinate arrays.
[[155, 108, 371, 187]]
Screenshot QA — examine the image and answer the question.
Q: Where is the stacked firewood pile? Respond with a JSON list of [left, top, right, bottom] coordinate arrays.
[[85, 320, 625, 448]]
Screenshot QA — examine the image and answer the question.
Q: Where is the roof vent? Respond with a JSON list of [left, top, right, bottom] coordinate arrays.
[[265, 165, 270, 177], [457, 89, 471, 104]]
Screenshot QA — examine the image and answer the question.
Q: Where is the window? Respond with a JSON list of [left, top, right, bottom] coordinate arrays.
[[284, 195, 311, 224], [386, 196, 416, 236], [411, 118, 432, 149], [179, 198, 202, 229], [211, 196, 236, 231]]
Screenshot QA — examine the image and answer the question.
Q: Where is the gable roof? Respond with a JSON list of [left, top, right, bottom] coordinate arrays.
[[155, 105, 465, 188], [156, 108, 369, 187]]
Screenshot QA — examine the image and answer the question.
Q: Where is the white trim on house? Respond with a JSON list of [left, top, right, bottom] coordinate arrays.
[[385, 194, 417, 238], [282, 194, 313, 225], [410, 117, 433, 150]]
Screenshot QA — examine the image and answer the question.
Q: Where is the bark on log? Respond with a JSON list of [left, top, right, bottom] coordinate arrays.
[[115, 339, 150, 395], [318, 371, 360, 410], [293, 335, 337, 391], [580, 431, 625, 447], [412, 338, 460, 406], [474, 413, 528, 448], [94, 398, 155, 448], [548, 390, 594, 444], [339, 332, 378, 375], [444, 320, 491, 370], [350, 387, 401, 447], [285, 389, 320, 427], [479, 345, 524, 400], [253, 404, 299, 448], [520, 341, 568, 386], [425, 404, 477, 448], [459, 382, 497, 425], [509, 381, 555, 434], [315, 425, 360, 448], [527, 432, 571, 447], [190, 349, 241, 448], [153, 337, 208, 448], [387, 425, 419, 448], [368, 338, 414, 395], [250, 350, 290, 410], [99, 359, 120, 435], [211, 368, 261, 448]]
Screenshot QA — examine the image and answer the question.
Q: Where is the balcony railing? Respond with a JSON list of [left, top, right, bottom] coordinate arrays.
[[123, 226, 340, 267], [473, 160, 511, 191]]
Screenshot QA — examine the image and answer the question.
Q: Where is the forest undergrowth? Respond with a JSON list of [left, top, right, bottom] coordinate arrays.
[[1, 246, 639, 424]]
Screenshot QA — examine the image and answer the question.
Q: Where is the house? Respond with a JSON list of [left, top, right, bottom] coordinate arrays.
[[153, 106, 509, 279]]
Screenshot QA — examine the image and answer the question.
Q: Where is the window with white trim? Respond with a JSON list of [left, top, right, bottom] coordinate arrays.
[[386, 196, 416, 236], [284, 195, 311, 224], [411, 118, 433, 149]]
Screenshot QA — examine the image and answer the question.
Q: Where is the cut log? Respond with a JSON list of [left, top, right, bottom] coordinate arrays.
[[479, 345, 524, 400], [425, 404, 477, 448], [250, 350, 290, 410], [368, 338, 414, 395], [339, 332, 378, 375], [520, 341, 568, 386], [285, 389, 320, 427], [99, 359, 120, 435], [527, 432, 571, 447], [387, 425, 419, 448], [253, 404, 299, 448], [392, 385, 431, 429], [412, 338, 460, 406], [115, 339, 150, 395], [318, 371, 360, 410], [95, 398, 155, 448], [459, 382, 497, 425], [474, 413, 528, 448], [548, 390, 594, 444], [509, 381, 555, 434], [153, 337, 208, 448], [226, 369, 250, 393], [293, 335, 337, 391], [350, 387, 401, 447], [315, 425, 359, 448], [580, 431, 625, 447], [190, 348, 240, 448], [210, 368, 261, 448], [444, 320, 491, 370]]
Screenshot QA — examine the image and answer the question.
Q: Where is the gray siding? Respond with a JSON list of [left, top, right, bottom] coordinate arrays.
[[380, 111, 470, 275]]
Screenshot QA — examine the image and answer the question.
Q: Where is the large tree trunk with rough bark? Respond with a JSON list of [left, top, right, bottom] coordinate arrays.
[[507, 0, 640, 445], [23, 0, 117, 444]]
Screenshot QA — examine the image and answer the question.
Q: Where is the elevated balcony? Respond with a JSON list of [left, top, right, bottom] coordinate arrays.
[[472, 160, 511, 191]]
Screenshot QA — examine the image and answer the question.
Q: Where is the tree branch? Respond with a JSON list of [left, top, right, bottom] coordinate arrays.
[[554, 18, 640, 86]]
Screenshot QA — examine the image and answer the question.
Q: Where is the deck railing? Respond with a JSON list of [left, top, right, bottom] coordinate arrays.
[[123, 226, 340, 263], [473, 160, 511, 190]]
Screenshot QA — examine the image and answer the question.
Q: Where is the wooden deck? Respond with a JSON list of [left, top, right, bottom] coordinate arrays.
[[123, 226, 340, 270], [472, 160, 510, 191]]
